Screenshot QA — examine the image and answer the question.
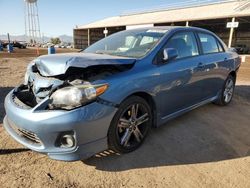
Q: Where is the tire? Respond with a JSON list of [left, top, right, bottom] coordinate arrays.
[[214, 75, 235, 106], [108, 96, 153, 153]]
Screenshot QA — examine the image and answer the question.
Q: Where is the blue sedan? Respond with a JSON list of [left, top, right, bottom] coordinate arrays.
[[3, 27, 241, 161]]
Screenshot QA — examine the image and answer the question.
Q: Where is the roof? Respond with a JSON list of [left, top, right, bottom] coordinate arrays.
[[118, 26, 211, 32], [109, 26, 218, 37], [77, 0, 250, 29]]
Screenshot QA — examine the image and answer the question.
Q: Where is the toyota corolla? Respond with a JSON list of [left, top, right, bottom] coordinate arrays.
[[3, 27, 241, 161]]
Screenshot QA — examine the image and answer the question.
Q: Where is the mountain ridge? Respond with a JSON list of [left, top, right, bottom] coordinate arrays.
[[0, 34, 73, 43]]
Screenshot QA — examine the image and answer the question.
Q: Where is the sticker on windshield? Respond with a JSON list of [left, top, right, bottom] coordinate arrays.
[[146, 29, 168, 33]]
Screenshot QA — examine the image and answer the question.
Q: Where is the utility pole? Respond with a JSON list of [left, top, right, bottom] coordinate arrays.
[[228, 17, 236, 48], [7, 33, 10, 44]]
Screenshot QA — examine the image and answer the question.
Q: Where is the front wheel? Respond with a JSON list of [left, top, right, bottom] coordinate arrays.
[[108, 96, 152, 153], [215, 75, 235, 106]]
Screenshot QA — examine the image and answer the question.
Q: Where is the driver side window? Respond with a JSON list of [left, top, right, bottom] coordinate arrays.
[[165, 32, 199, 59]]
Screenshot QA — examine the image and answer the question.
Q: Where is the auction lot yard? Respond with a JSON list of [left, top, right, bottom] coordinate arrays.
[[0, 49, 250, 188]]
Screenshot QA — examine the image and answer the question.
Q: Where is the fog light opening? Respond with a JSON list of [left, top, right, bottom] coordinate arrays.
[[60, 135, 75, 148]]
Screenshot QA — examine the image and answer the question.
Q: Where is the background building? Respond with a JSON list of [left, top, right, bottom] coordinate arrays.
[[74, 0, 250, 53]]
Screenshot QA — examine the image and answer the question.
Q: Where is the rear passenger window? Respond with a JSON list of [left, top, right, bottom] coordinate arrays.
[[165, 32, 199, 59], [198, 33, 219, 54]]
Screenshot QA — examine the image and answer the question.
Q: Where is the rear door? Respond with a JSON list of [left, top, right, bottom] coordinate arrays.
[[196, 32, 228, 98]]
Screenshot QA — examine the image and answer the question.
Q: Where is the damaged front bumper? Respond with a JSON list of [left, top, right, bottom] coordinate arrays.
[[3, 89, 117, 161]]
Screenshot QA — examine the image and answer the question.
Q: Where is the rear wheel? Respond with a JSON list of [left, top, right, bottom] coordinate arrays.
[[108, 96, 152, 153], [215, 75, 235, 106]]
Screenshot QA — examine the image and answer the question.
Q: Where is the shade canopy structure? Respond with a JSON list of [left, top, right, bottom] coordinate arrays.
[[78, 1, 250, 29], [74, 0, 250, 51]]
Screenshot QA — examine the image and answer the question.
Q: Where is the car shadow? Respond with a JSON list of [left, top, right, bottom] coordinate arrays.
[[83, 85, 250, 171], [0, 148, 30, 155], [0, 87, 13, 124], [234, 85, 250, 101]]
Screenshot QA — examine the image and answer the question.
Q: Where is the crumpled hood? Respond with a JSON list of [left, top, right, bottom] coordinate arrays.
[[34, 53, 136, 77]]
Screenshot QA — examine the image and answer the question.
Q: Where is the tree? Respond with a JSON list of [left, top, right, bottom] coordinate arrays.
[[50, 38, 61, 45]]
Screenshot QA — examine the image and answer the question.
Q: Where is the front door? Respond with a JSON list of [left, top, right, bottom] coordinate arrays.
[[155, 31, 208, 117]]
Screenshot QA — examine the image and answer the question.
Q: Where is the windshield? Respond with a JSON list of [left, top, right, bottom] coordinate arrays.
[[84, 29, 168, 58]]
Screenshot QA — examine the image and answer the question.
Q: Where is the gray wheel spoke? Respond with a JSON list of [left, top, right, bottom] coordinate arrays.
[[133, 128, 143, 143], [131, 104, 139, 120], [121, 129, 132, 146], [224, 91, 230, 102], [227, 80, 233, 88], [224, 78, 234, 103], [136, 113, 149, 126], [118, 118, 130, 128], [225, 94, 229, 102], [228, 89, 233, 95], [224, 90, 227, 97]]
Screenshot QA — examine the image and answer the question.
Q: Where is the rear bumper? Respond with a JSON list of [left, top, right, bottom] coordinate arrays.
[[3, 89, 117, 161]]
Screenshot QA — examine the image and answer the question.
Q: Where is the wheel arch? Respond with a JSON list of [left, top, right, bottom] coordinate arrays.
[[229, 70, 236, 82], [122, 91, 157, 127]]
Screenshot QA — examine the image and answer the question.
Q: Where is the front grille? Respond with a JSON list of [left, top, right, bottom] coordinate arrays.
[[9, 122, 42, 146]]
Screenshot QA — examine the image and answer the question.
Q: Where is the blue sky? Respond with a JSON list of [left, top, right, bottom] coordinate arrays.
[[0, 0, 220, 36]]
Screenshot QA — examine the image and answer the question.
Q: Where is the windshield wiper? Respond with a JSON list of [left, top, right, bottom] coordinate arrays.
[[94, 50, 134, 58]]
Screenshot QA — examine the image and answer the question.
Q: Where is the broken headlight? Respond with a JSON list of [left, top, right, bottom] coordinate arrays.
[[49, 84, 108, 110]]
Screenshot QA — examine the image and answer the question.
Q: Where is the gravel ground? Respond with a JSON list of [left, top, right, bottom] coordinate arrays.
[[0, 51, 250, 188]]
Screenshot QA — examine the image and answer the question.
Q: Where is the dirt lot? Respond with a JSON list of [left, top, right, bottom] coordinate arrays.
[[0, 50, 250, 188], [0, 47, 78, 58]]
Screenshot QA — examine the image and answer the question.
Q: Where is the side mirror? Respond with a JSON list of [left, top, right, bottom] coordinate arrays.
[[163, 48, 178, 62]]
